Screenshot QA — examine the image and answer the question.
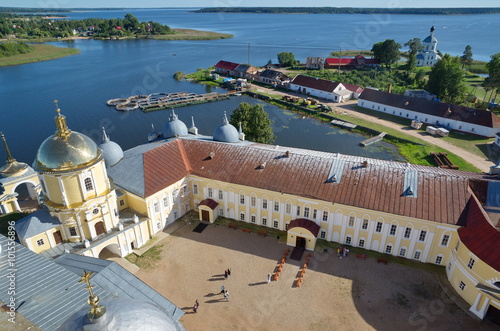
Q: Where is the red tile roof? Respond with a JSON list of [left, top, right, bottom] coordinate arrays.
[[359, 88, 500, 129], [458, 194, 500, 271], [214, 60, 239, 71], [289, 218, 321, 237], [139, 139, 492, 225], [199, 198, 219, 210], [326, 58, 357, 65]]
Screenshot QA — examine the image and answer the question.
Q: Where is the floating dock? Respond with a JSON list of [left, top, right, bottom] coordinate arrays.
[[107, 92, 230, 112], [360, 132, 386, 147], [330, 119, 357, 129]]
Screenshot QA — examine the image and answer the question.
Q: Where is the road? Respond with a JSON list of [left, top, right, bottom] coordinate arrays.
[[250, 86, 494, 173]]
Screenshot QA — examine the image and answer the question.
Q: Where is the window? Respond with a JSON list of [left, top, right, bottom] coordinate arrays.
[[404, 227, 411, 238], [163, 196, 169, 208], [375, 222, 382, 233], [219, 208, 224, 216], [304, 207, 310, 218], [240, 194, 245, 204], [348, 216, 355, 227], [251, 196, 256, 207], [345, 236, 352, 245], [441, 234, 450, 246], [389, 224, 397, 236], [219, 190, 223, 200], [208, 188, 213, 198], [358, 239, 365, 248], [385, 245, 392, 254], [273, 220, 279, 228], [322, 211, 328, 222], [362, 219, 368, 230], [320, 230, 326, 239], [414, 251, 421, 260], [286, 203, 291, 214], [183, 185, 187, 195], [399, 247, 406, 257], [240, 213, 245, 221], [435, 256, 443, 265], [84, 177, 93, 191], [69, 227, 77, 236], [455, 241, 460, 251], [285, 223, 289, 231], [262, 217, 267, 226], [459, 281, 466, 291], [274, 201, 279, 212], [262, 199, 268, 209], [296, 206, 300, 216], [467, 258, 475, 269], [419, 230, 427, 242], [313, 209, 317, 219], [119, 199, 125, 206], [251, 215, 256, 223], [193, 184, 198, 195], [154, 202, 159, 213]]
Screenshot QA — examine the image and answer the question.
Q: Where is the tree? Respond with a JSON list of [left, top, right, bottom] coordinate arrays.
[[404, 38, 422, 74], [277, 52, 297, 67], [230, 103, 275, 144], [371, 39, 401, 68], [485, 53, 500, 103], [460, 45, 473, 69], [427, 54, 467, 104]]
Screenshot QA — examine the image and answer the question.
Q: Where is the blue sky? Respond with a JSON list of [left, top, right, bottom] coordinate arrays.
[[5, 0, 500, 9]]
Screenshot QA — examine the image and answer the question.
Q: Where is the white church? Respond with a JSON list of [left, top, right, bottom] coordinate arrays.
[[416, 26, 442, 67]]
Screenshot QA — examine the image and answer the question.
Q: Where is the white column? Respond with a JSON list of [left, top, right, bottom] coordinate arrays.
[[13, 199, 21, 212], [57, 176, 68, 206], [75, 214, 85, 242], [421, 232, 435, 262], [45, 230, 56, 247]]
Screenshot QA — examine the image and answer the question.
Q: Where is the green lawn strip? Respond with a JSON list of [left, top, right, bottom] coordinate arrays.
[[125, 243, 164, 269], [0, 44, 79, 66], [0, 212, 24, 237]]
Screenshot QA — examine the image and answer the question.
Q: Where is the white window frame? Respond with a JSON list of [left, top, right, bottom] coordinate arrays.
[[441, 234, 450, 246]]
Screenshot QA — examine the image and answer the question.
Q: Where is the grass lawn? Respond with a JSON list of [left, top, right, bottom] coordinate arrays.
[[0, 44, 79, 67]]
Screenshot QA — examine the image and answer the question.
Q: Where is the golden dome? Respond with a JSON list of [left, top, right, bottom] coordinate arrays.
[[33, 102, 102, 173]]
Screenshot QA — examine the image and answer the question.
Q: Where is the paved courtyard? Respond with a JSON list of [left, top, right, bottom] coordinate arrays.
[[134, 220, 497, 331]]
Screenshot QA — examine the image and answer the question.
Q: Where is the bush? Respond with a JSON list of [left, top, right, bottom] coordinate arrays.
[[0, 41, 33, 57]]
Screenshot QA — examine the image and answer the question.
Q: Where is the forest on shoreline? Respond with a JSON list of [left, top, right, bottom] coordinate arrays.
[[194, 7, 500, 15]]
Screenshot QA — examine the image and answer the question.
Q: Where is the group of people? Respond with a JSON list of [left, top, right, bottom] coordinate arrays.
[[337, 246, 349, 259], [224, 268, 231, 279], [193, 268, 232, 313]]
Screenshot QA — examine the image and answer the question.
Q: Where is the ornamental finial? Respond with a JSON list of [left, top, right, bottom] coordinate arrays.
[[79, 270, 106, 319]]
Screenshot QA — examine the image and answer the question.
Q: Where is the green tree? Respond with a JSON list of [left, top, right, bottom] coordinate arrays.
[[229, 103, 275, 144], [427, 54, 467, 104], [277, 52, 297, 67], [460, 45, 473, 69], [123, 13, 139, 32], [371, 39, 401, 68], [404, 38, 422, 75], [485, 53, 500, 103]]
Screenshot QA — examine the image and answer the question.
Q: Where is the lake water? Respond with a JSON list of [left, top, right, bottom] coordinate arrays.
[[1, 8, 499, 164]]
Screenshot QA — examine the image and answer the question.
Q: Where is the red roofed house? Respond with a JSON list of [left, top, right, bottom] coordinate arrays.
[[214, 60, 239, 77], [326, 55, 380, 69]]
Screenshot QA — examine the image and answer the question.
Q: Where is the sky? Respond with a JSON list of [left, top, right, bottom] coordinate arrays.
[[4, 0, 500, 9]]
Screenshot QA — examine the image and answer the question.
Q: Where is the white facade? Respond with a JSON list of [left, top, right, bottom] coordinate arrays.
[[358, 99, 499, 137], [416, 26, 442, 67], [289, 82, 353, 103]]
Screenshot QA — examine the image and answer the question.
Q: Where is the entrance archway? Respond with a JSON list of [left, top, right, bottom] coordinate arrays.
[[98, 243, 121, 259], [286, 218, 320, 251], [14, 182, 39, 212]]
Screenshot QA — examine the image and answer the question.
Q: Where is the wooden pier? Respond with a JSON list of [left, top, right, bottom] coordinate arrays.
[[360, 132, 386, 147], [330, 119, 357, 129]]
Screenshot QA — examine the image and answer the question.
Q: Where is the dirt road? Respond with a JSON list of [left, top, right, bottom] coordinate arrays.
[[250, 86, 494, 173]]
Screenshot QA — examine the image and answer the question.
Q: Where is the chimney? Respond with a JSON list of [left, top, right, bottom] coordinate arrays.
[[285, 151, 290, 158], [362, 160, 368, 168]]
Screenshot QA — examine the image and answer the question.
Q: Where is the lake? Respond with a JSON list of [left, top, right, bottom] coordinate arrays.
[[1, 8, 498, 164]]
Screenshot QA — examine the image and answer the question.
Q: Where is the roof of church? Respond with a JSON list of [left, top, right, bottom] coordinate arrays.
[[108, 138, 493, 225]]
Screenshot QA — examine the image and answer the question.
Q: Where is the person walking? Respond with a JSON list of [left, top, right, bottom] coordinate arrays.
[[227, 268, 231, 277], [267, 273, 271, 284], [224, 290, 229, 302], [224, 269, 228, 279], [193, 299, 199, 313], [220, 285, 225, 294]]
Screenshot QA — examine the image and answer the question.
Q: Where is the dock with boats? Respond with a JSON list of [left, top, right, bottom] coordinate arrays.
[[107, 91, 230, 112], [360, 132, 386, 147]]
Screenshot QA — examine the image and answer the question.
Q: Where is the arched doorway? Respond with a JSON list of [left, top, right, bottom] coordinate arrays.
[[286, 218, 320, 252], [14, 182, 39, 212], [94, 221, 105, 236], [98, 243, 121, 259]]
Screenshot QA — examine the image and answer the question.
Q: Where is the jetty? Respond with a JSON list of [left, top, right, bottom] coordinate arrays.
[[360, 132, 386, 147], [107, 92, 230, 112], [330, 119, 357, 129]]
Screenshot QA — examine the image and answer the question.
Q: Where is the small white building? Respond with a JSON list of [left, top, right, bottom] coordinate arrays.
[[289, 75, 363, 103]]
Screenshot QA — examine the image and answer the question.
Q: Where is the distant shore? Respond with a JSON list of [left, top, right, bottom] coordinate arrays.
[[0, 44, 79, 67]]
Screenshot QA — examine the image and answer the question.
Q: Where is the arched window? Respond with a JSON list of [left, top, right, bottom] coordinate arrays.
[[84, 177, 93, 191]]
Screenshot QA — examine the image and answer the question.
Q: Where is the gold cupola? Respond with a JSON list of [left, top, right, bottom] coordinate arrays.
[[0, 132, 29, 177], [33, 101, 102, 173]]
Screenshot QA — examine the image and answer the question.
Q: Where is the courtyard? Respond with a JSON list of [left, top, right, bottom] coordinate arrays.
[[131, 219, 497, 331]]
